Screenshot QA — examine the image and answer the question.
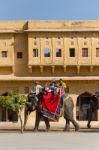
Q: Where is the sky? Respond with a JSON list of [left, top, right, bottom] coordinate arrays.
[[0, 0, 99, 21]]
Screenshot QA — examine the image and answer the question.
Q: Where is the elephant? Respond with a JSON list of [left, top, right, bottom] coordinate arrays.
[[23, 92, 80, 132], [87, 94, 99, 128]]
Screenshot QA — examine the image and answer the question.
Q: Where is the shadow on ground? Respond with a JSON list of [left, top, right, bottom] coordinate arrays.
[[0, 128, 99, 133]]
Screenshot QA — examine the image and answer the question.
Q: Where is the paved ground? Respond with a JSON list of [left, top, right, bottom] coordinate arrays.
[[0, 115, 99, 150], [0, 130, 99, 150]]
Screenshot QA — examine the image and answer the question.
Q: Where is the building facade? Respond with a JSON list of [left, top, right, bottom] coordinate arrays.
[[0, 20, 99, 127]]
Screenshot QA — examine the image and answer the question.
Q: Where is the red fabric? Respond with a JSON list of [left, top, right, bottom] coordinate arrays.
[[42, 92, 60, 114]]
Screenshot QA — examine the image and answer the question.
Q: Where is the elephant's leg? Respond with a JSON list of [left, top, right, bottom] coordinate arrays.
[[64, 117, 70, 131], [33, 111, 41, 131], [70, 118, 80, 131], [69, 109, 79, 131], [64, 106, 80, 131], [64, 98, 80, 132], [23, 108, 29, 130], [44, 117, 50, 131], [87, 108, 93, 128]]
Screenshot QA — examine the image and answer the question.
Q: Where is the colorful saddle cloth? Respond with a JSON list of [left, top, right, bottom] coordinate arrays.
[[41, 92, 62, 121]]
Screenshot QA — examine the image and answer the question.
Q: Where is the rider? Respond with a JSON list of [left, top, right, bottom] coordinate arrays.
[[44, 82, 51, 93], [31, 81, 43, 101], [51, 79, 57, 94], [57, 78, 67, 89], [57, 78, 67, 98]]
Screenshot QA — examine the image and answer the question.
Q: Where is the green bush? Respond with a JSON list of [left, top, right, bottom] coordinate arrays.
[[0, 93, 26, 112]]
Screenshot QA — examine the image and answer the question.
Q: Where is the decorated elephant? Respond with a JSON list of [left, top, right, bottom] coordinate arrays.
[[24, 92, 80, 132], [87, 93, 99, 128]]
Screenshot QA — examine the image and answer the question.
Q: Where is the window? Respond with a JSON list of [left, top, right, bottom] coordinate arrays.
[[17, 52, 23, 59], [56, 48, 62, 57], [69, 48, 75, 57], [82, 48, 88, 57], [33, 49, 38, 57], [44, 48, 50, 57], [96, 48, 99, 57], [1, 51, 7, 57]]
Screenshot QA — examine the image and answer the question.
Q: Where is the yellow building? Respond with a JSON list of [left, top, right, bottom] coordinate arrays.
[[0, 20, 99, 127]]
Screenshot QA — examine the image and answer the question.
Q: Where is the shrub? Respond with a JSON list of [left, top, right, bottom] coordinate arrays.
[[0, 91, 26, 112]]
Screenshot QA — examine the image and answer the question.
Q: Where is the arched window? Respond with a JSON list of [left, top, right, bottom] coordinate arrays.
[[76, 92, 97, 121], [44, 48, 51, 57], [96, 48, 99, 57], [82, 48, 88, 57], [69, 48, 75, 57], [56, 48, 62, 57], [33, 49, 39, 57]]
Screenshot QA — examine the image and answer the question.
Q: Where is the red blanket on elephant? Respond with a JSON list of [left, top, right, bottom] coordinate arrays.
[[41, 92, 62, 121]]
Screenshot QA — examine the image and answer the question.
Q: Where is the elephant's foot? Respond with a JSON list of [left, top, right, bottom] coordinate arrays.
[[23, 125, 26, 130], [33, 128, 39, 132], [63, 129, 70, 132], [63, 128, 70, 132], [63, 126, 70, 132], [45, 126, 50, 132], [87, 123, 91, 129], [45, 128, 50, 132], [75, 126, 80, 132]]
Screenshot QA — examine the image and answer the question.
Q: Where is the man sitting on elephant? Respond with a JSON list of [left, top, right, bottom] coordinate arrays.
[[31, 81, 43, 101]]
